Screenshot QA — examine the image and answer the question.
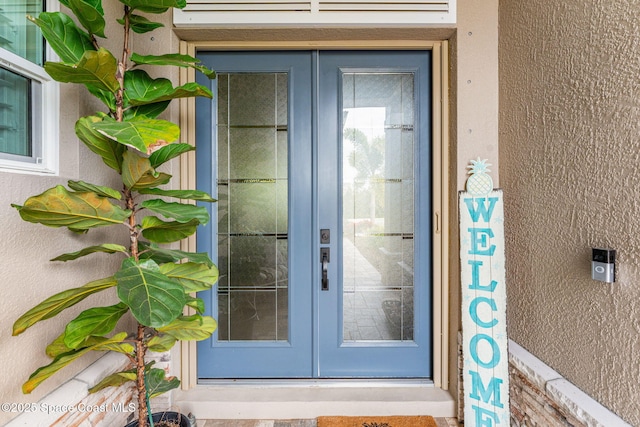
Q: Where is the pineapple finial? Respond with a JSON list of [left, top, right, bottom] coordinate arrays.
[[465, 157, 493, 197]]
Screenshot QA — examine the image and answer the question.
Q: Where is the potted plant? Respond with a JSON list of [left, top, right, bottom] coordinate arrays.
[[11, 1, 217, 426]]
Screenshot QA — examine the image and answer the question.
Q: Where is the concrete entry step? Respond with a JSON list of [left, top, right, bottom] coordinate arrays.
[[174, 383, 455, 420]]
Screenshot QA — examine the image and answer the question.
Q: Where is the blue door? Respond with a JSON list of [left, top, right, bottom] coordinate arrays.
[[196, 51, 432, 379]]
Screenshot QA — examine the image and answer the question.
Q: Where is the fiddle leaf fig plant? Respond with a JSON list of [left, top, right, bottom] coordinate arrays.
[[11, 1, 217, 426]]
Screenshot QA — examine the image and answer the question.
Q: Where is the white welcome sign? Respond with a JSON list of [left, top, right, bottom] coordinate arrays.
[[460, 159, 509, 426]]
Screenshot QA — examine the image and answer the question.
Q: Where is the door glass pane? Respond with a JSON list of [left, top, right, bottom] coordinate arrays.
[[342, 73, 415, 342], [217, 73, 289, 341]]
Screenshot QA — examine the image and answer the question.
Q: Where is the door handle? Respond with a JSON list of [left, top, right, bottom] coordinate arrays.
[[321, 247, 330, 291]]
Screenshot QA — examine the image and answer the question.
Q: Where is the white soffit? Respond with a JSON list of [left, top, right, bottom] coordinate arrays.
[[173, 0, 456, 26]]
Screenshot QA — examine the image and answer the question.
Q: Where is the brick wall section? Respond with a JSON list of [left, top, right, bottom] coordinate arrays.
[[5, 351, 174, 427], [5, 353, 134, 427], [458, 338, 631, 426], [508, 340, 631, 427], [509, 363, 586, 426], [52, 383, 136, 427]]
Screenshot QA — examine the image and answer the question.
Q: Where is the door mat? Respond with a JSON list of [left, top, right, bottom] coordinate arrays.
[[316, 416, 437, 427]]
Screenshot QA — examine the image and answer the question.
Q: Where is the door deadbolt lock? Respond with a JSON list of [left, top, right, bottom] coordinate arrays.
[[320, 229, 330, 244]]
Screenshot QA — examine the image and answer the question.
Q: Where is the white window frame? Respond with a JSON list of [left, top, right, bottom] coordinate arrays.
[[0, 0, 59, 175]]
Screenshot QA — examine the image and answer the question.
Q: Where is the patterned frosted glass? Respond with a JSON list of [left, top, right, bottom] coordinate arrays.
[[342, 72, 415, 342], [217, 73, 289, 342], [218, 289, 288, 341]]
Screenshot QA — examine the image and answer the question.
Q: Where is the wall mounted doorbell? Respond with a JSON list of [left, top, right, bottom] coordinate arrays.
[[592, 248, 616, 283]]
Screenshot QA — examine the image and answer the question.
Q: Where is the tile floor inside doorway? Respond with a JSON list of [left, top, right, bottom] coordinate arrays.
[[199, 419, 460, 427]]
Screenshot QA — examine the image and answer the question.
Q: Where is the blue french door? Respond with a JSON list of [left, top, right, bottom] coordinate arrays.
[[196, 51, 431, 379]]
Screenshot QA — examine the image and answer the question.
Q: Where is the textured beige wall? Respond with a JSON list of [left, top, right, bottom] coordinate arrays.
[[499, 1, 640, 424], [0, 3, 180, 424]]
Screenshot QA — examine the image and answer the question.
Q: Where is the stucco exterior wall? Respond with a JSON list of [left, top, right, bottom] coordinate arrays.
[[499, 1, 640, 424], [0, 3, 180, 425]]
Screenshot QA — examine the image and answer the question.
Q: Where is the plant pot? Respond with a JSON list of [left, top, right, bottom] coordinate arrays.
[[124, 411, 191, 427]]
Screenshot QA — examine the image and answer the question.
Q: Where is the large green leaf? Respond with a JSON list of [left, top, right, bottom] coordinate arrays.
[[67, 0, 106, 38], [146, 368, 180, 398], [45, 48, 119, 93], [138, 242, 214, 267], [125, 70, 212, 108], [67, 180, 121, 200], [138, 187, 216, 203], [87, 86, 117, 112], [157, 315, 216, 341], [122, 150, 152, 188], [118, 14, 164, 34], [146, 334, 177, 352], [12, 185, 131, 230], [75, 115, 125, 173], [160, 262, 219, 293], [44, 332, 134, 359], [185, 295, 205, 314], [88, 370, 136, 393], [141, 217, 199, 243], [95, 340, 136, 355], [51, 244, 128, 262], [128, 81, 213, 105], [148, 143, 194, 168], [124, 100, 170, 120], [23, 333, 128, 394], [130, 53, 216, 79], [27, 12, 94, 64], [43, 331, 135, 359], [13, 277, 117, 335], [63, 303, 129, 349], [122, 72, 174, 119], [141, 199, 209, 224], [46, 333, 72, 359], [115, 258, 186, 328], [119, 0, 187, 13], [93, 117, 180, 154], [122, 151, 172, 190], [89, 361, 163, 394]]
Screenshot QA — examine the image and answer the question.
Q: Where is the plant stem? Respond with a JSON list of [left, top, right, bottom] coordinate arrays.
[[120, 10, 145, 425], [115, 6, 131, 122], [127, 185, 146, 427], [121, 6, 131, 67], [89, 34, 100, 51], [136, 323, 148, 427], [124, 188, 139, 261]]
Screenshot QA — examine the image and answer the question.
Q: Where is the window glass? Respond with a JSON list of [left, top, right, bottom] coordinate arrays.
[[0, 67, 31, 157], [0, 0, 53, 172], [0, 1, 45, 66]]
